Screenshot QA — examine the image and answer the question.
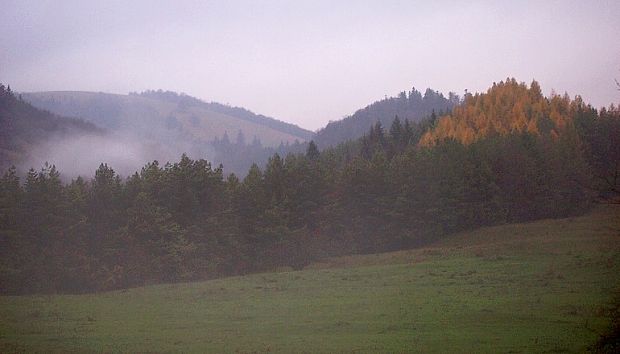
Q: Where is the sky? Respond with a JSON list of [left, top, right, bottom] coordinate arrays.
[[1, 0, 619, 131]]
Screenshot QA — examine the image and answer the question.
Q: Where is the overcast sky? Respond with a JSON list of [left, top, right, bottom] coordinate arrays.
[[1, 0, 619, 130]]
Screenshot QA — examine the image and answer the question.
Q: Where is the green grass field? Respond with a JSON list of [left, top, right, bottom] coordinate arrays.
[[1, 205, 619, 353]]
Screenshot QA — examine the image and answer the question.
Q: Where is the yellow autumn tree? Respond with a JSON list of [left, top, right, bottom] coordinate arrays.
[[420, 79, 577, 146]]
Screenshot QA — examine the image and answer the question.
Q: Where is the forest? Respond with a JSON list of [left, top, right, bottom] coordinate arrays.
[[0, 79, 618, 294]]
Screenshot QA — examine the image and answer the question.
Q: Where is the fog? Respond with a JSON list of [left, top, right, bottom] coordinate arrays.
[[22, 132, 214, 179]]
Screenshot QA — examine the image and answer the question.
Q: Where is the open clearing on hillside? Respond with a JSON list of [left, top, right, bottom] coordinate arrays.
[[1, 205, 619, 353]]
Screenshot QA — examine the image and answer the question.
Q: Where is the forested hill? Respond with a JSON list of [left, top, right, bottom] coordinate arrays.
[[0, 84, 102, 172], [22, 90, 314, 176], [1, 79, 618, 294], [420, 79, 582, 145], [22, 91, 312, 147], [313, 87, 459, 148]]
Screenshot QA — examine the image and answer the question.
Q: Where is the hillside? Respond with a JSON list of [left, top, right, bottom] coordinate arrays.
[[313, 87, 459, 148], [415, 78, 619, 198], [134, 90, 313, 141], [1, 204, 618, 352], [0, 85, 102, 172], [22, 91, 312, 147], [20, 90, 314, 176], [4, 79, 616, 296]]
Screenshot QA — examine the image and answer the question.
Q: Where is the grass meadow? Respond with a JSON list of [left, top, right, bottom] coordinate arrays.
[[1, 205, 619, 353]]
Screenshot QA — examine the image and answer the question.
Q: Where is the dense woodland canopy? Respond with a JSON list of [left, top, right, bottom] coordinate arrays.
[[421, 79, 578, 145], [0, 79, 619, 294]]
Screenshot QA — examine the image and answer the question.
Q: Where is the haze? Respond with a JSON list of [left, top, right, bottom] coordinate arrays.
[[1, 0, 619, 130]]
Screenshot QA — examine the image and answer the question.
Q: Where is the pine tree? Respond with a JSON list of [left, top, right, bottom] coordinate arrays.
[[306, 140, 320, 160]]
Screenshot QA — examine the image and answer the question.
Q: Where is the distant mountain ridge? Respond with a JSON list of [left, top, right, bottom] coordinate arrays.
[[19, 90, 315, 176], [17, 86, 461, 177], [22, 91, 312, 147]]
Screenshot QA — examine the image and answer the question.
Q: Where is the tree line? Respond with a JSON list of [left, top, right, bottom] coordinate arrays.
[[210, 130, 307, 177], [0, 79, 618, 294]]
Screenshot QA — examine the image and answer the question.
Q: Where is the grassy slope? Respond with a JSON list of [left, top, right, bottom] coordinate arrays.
[[1, 205, 619, 353]]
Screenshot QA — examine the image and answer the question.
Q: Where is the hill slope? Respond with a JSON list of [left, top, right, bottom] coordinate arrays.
[[0, 85, 102, 172], [1, 204, 618, 353], [135, 90, 313, 141], [313, 87, 459, 148], [20, 90, 314, 176], [22, 91, 312, 147]]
